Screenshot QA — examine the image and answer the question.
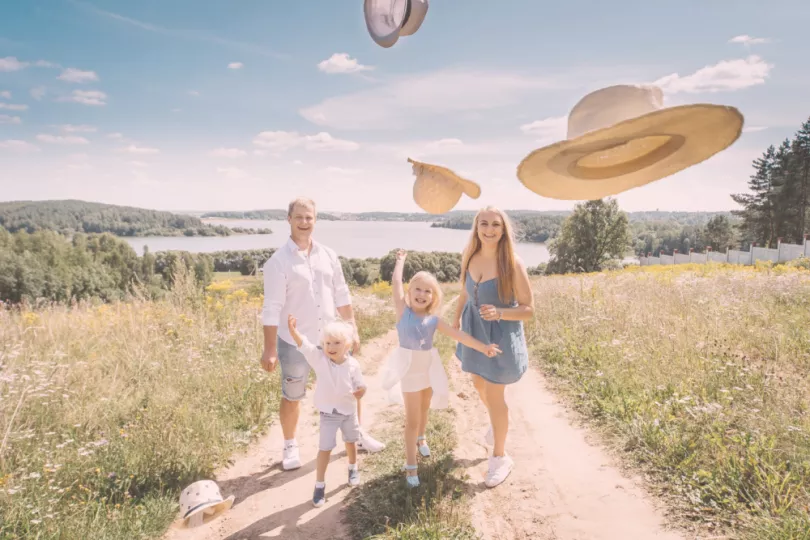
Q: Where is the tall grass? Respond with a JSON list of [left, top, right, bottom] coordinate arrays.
[[0, 271, 277, 538], [529, 263, 810, 538], [0, 269, 398, 539]]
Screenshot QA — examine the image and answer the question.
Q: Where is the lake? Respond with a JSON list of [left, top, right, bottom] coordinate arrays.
[[123, 219, 551, 267]]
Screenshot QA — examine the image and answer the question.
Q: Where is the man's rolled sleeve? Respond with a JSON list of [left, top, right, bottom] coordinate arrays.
[[331, 251, 352, 308], [261, 258, 286, 327]]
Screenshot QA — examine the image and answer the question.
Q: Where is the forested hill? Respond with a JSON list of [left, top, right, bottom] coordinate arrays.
[[0, 200, 235, 237]]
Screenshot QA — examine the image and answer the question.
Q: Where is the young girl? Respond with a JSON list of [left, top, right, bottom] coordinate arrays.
[[287, 315, 366, 507], [381, 249, 501, 488]]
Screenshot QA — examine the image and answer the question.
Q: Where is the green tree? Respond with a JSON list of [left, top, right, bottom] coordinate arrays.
[[546, 199, 631, 274], [703, 215, 735, 252]]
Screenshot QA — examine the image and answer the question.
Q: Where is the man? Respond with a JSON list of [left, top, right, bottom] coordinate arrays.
[[260, 197, 385, 470]]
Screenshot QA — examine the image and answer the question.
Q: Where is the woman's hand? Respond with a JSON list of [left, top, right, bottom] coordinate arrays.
[[396, 249, 407, 261], [478, 304, 500, 321]]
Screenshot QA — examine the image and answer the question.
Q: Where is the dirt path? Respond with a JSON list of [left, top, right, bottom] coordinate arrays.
[[163, 328, 399, 540], [450, 359, 687, 540]]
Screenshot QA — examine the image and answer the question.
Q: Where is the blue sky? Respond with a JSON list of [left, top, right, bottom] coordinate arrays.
[[1, 0, 808, 213]]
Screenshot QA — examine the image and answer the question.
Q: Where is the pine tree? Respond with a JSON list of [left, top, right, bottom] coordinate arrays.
[[732, 145, 776, 246], [792, 118, 810, 241]]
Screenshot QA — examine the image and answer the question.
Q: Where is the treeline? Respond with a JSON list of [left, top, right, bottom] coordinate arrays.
[[202, 210, 340, 221], [632, 214, 738, 256], [0, 230, 440, 304], [732, 117, 810, 248], [0, 200, 243, 237], [0, 229, 214, 304], [431, 212, 566, 243], [379, 250, 461, 283]]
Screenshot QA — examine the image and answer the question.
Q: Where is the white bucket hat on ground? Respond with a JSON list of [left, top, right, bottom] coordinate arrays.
[[408, 157, 481, 214], [364, 0, 429, 48], [179, 480, 235, 528], [516, 84, 744, 200]]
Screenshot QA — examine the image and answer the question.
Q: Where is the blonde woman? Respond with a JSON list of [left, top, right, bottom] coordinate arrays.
[[452, 207, 534, 487]]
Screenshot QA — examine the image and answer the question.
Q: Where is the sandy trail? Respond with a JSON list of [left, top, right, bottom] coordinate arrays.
[[163, 328, 398, 540], [450, 358, 686, 540]]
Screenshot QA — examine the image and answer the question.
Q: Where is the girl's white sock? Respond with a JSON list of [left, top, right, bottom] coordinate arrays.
[[348, 463, 357, 471], [315, 481, 325, 488]]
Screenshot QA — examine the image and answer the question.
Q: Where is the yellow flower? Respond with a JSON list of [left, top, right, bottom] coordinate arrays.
[[22, 312, 41, 326]]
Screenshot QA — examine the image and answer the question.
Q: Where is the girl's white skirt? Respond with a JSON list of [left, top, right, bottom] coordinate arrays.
[[380, 346, 449, 409]]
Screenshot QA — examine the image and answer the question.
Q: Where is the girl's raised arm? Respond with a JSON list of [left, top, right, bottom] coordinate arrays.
[[392, 249, 407, 320]]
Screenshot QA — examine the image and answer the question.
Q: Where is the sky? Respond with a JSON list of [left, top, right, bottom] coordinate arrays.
[[1, 0, 809, 213]]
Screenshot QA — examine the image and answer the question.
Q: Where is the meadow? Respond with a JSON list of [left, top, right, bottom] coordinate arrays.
[[6, 261, 810, 539], [0, 270, 396, 539], [529, 261, 810, 539]]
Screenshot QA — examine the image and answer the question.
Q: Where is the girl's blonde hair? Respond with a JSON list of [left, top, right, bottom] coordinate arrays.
[[460, 206, 518, 303], [322, 320, 354, 346], [406, 271, 443, 315]]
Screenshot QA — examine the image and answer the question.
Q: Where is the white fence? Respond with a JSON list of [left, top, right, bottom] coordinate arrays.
[[639, 237, 810, 267]]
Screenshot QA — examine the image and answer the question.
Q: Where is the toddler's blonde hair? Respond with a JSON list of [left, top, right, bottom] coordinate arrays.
[[406, 271, 443, 315], [322, 320, 354, 348]]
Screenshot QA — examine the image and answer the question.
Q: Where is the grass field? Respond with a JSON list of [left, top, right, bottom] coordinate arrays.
[[10, 261, 810, 539], [0, 271, 397, 539], [529, 262, 810, 539]]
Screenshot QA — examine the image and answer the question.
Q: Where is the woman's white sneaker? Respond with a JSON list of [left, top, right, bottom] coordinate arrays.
[[485, 454, 514, 488]]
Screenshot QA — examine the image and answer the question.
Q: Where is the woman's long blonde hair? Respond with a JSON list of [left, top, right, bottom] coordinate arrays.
[[460, 206, 518, 303]]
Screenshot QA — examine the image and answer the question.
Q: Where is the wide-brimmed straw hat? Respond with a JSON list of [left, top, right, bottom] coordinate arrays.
[[408, 157, 481, 214], [516, 84, 744, 200], [178, 480, 235, 527], [364, 0, 429, 48]]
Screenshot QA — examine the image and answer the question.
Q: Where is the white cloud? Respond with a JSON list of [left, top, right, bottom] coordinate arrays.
[[107, 132, 125, 139], [253, 131, 360, 152], [0, 91, 10, 99], [210, 147, 247, 158], [58, 68, 100, 83], [317, 53, 373, 74], [36, 134, 90, 145], [519, 116, 568, 144], [743, 125, 768, 133], [35, 60, 59, 68], [300, 68, 558, 130], [654, 56, 772, 94], [0, 140, 40, 152], [188, 90, 200, 97], [227, 62, 244, 70], [729, 35, 770, 46], [253, 149, 267, 156], [171, 108, 182, 113], [216, 167, 250, 180], [293, 160, 303, 165], [0, 57, 29, 72], [58, 90, 108, 106], [58, 124, 97, 133], [0, 115, 21, 125], [129, 161, 149, 168], [30, 87, 46, 100], [118, 145, 160, 154], [0, 103, 28, 111]]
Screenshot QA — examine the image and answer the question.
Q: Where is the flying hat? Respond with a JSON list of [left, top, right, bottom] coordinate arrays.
[[364, 0, 429, 48], [516, 84, 744, 200], [178, 480, 235, 528], [408, 157, 481, 214]]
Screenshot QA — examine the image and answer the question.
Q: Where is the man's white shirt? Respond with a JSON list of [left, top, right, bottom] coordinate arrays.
[[261, 237, 352, 345]]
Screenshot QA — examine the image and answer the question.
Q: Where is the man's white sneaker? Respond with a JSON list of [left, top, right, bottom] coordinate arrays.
[[282, 441, 302, 470], [357, 430, 386, 453], [485, 454, 514, 488]]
